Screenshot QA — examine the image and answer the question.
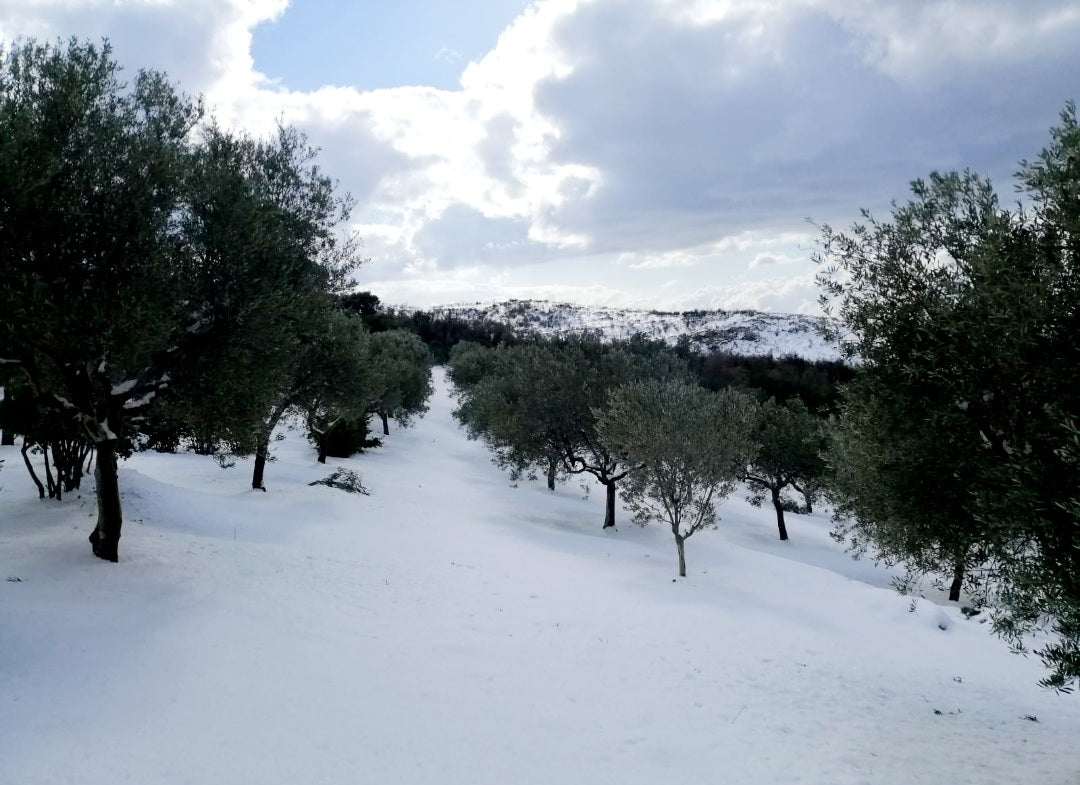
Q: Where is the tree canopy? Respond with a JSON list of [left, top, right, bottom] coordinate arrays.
[[817, 105, 1080, 689], [597, 379, 757, 576], [0, 39, 362, 559]]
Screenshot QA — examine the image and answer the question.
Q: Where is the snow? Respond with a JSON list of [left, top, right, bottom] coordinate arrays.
[[2, 369, 1079, 784], [402, 300, 843, 361]]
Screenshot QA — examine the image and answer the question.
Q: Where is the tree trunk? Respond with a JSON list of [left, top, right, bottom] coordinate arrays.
[[88, 440, 122, 562], [252, 411, 285, 491], [772, 487, 789, 541], [793, 480, 813, 513], [379, 411, 390, 436], [252, 444, 268, 491], [317, 434, 327, 464], [948, 559, 964, 602], [675, 533, 687, 577], [21, 441, 45, 499], [546, 457, 557, 491], [603, 480, 616, 529], [1, 429, 13, 446], [43, 444, 59, 500]]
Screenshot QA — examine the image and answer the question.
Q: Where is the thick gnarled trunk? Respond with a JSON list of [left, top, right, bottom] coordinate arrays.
[[88, 440, 122, 562]]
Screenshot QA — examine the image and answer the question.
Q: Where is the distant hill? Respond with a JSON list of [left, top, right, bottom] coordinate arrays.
[[407, 300, 842, 361]]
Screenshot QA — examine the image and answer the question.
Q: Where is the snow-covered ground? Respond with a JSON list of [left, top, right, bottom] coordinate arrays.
[[2, 370, 1078, 785], [404, 299, 843, 361]]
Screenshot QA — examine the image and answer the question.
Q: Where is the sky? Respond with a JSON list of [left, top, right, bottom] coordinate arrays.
[[1, 1, 1078, 314]]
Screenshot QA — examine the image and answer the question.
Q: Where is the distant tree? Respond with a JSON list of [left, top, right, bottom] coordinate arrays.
[[300, 309, 378, 465], [741, 398, 828, 541], [339, 290, 397, 332], [450, 336, 685, 526], [367, 330, 434, 436], [401, 310, 519, 361], [451, 342, 570, 492], [446, 341, 502, 391], [252, 306, 371, 487], [0, 377, 94, 499], [597, 380, 757, 576], [693, 353, 854, 414]]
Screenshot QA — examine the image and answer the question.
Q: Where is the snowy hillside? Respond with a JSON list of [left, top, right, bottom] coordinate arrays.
[[411, 299, 841, 361], [2, 370, 1078, 785]]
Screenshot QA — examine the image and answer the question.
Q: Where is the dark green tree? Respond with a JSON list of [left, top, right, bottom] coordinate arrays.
[[0, 40, 361, 559], [368, 329, 434, 436], [817, 105, 1080, 687], [451, 336, 692, 527], [741, 397, 827, 541], [0, 40, 201, 560], [299, 310, 377, 466]]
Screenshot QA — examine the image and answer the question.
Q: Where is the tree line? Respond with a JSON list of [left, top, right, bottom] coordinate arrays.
[[447, 335, 827, 578], [447, 106, 1080, 691], [0, 39, 432, 561]]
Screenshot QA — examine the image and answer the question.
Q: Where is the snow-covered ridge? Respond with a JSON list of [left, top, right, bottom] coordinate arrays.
[[410, 299, 841, 361]]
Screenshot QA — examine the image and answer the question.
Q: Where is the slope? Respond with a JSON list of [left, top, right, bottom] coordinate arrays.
[[1, 370, 1078, 785]]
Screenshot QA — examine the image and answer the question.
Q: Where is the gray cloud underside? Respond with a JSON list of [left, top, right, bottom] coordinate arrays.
[[3, 0, 1078, 312], [533, 0, 1078, 255]]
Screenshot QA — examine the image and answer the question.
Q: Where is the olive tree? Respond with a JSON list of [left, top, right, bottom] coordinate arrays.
[[451, 337, 680, 527], [368, 329, 434, 436], [741, 397, 827, 541], [817, 105, 1080, 688], [0, 40, 360, 559], [0, 40, 200, 561], [597, 379, 757, 577]]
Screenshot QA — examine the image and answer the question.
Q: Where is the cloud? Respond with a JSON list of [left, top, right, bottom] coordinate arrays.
[[532, 0, 1079, 257], [748, 252, 803, 270], [411, 203, 540, 270], [1, 0, 1077, 313]]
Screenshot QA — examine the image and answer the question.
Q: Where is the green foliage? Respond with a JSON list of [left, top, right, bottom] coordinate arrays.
[[597, 379, 757, 576], [167, 123, 362, 463], [319, 417, 379, 459], [449, 335, 690, 527], [0, 39, 200, 440], [693, 353, 853, 414], [290, 308, 376, 465], [817, 104, 1080, 688], [398, 310, 520, 362], [0, 39, 362, 555], [338, 291, 397, 332], [451, 341, 569, 483], [309, 467, 371, 495], [742, 397, 828, 539], [368, 329, 434, 432]]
